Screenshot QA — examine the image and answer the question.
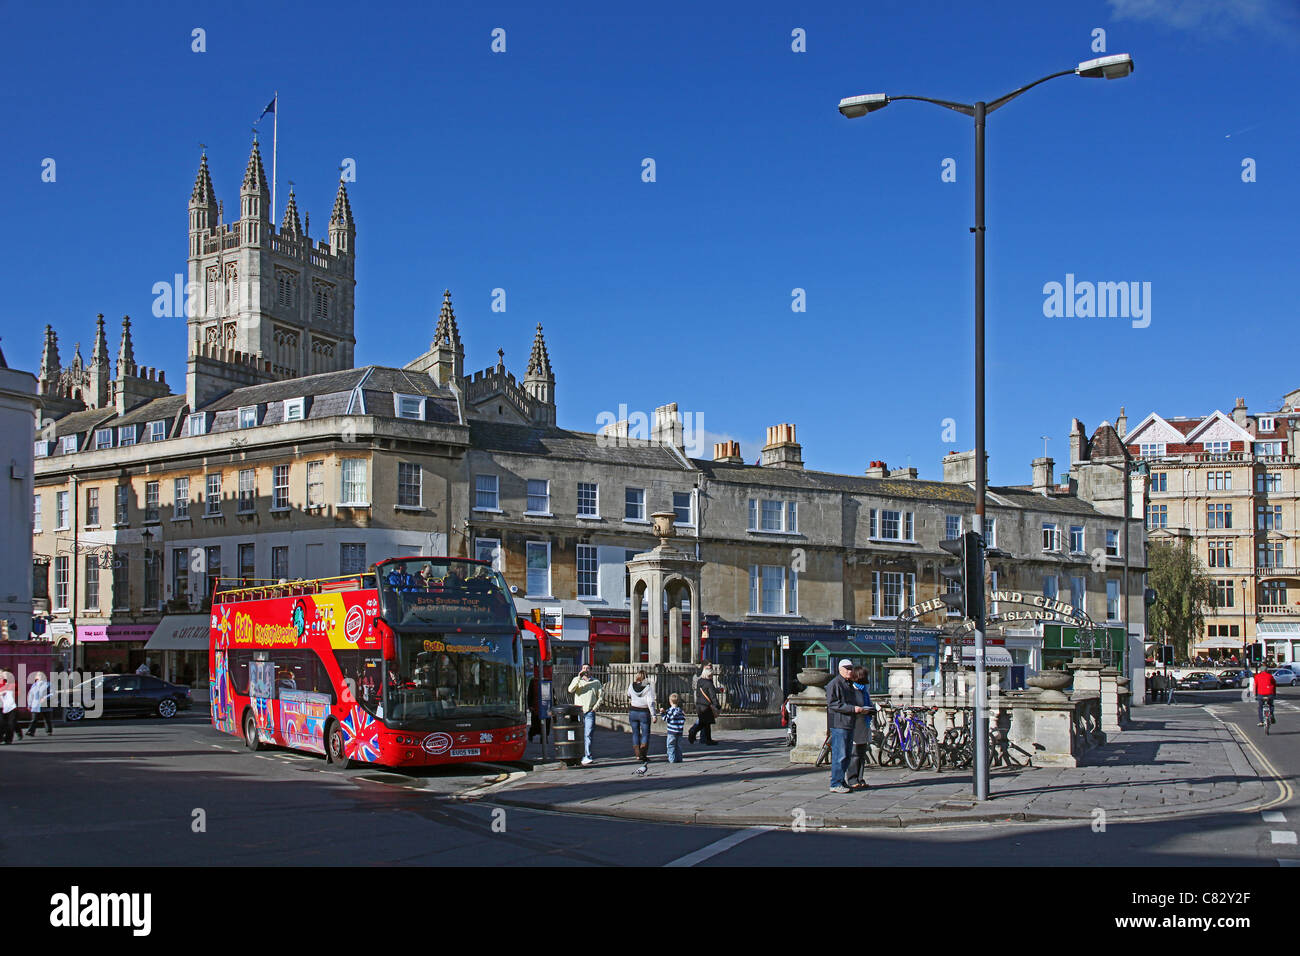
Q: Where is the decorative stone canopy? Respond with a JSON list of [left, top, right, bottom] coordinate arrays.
[[626, 512, 702, 664]]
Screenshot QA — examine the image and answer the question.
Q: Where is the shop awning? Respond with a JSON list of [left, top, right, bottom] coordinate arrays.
[[961, 645, 1014, 667], [143, 615, 210, 652], [1196, 637, 1243, 649]]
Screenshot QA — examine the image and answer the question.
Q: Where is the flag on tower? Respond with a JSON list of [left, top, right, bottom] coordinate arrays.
[[256, 96, 276, 123]]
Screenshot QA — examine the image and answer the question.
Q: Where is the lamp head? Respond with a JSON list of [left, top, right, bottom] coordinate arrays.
[[838, 93, 890, 118], [1076, 53, 1134, 79]]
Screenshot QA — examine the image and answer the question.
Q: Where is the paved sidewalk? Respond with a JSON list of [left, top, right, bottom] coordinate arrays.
[[495, 705, 1284, 828]]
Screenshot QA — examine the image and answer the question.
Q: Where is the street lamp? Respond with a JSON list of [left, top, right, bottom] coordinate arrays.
[[838, 54, 1135, 801]]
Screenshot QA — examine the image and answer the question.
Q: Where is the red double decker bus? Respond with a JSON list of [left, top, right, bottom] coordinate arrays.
[[209, 556, 539, 768]]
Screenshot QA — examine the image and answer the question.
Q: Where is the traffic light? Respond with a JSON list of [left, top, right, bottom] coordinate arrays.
[[1248, 643, 1263, 665], [1144, 587, 1158, 608], [1160, 645, 1175, 665], [939, 531, 984, 620]]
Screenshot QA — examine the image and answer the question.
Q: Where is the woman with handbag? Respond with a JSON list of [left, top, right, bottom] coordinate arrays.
[[689, 665, 719, 746]]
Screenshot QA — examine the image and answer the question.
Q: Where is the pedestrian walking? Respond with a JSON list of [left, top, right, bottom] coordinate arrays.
[[626, 670, 656, 768], [688, 665, 719, 745], [0, 671, 18, 745], [527, 674, 549, 743], [826, 659, 869, 793], [23, 672, 53, 739], [567, 664, 603, 766], [661, 693, 686, 763], [844, 665, 874, 791]]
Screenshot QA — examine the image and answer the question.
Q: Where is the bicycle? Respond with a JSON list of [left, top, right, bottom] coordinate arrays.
[[879, 705, 934, 770], [1262, 695, 1275, 735]]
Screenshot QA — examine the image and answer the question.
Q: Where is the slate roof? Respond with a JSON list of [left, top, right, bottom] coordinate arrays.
[[468, 421, 692, 470], [114, 394, 188, 428], [692, 460, 1106, 516]]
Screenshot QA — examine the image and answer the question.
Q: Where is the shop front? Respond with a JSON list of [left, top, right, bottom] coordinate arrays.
[[75, 623, 157, 675], [513, 598, 592, 670], [142, 614, 211, 692], [1258, 621, 1300, 667], [1041, 623, 1127, 673]]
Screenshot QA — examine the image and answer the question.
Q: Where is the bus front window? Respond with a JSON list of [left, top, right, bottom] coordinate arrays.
[[383, 633, 522, 727]]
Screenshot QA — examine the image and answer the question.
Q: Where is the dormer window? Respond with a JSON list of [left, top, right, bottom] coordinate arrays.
[[1258, 417, 1275, 432], [34, 440, 50, 458], [95, 428, 114, 450], [284, 397, 305, 422], [395, 394, 425, 420], [188, 413, 207, 436], [118, 426, 137, 447], [238, 406, 259, 429], [61, 435, 78, 455], [149, 420, 167, 442]]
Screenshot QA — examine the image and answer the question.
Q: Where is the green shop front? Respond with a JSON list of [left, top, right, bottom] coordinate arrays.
[[1041, 622, 1127, 672]]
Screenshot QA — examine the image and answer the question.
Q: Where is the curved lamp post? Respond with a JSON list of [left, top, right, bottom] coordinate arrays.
[[838, 53, 1135, 800]]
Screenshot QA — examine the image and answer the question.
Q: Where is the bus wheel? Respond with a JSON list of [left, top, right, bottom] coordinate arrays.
[[325, 720, 350, 769], [243, 710, 262, 752]]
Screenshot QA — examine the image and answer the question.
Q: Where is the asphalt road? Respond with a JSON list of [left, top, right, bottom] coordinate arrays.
[[1, 693, 1296, 867]]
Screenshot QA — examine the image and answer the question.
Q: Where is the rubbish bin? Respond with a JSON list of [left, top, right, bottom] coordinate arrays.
[[552, 705, 584, 765]]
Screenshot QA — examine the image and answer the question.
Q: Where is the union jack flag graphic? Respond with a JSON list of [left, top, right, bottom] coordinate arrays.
[[253, 695, 272, 737], [340, 706, 381, 762]]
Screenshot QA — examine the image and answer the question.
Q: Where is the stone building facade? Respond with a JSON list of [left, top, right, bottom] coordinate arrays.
[[27, 138, 1148, 688], [1121, 393, 1300, 664]]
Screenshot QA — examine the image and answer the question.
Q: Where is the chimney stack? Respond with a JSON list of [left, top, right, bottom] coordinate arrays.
[[942, 450, 982, 484], [1115, 406, 1128, 440], [651, 402, 684, 450], [1032, 456, 1055, 496], [1069, 418, 1088, 466], [865, 460, 887, 478], [713, 440, 743, 464], [1232, 396, 1248, 427], [760, 423, 803, 470]]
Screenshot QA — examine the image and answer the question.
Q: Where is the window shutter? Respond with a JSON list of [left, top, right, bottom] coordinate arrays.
[[870, 509, 877, 538], [872, 571, 879, 617], [749, 565, 759, 614], [788, 568, 798, 615], [748, 499, 757, 531], [787, 501, 798, 533]]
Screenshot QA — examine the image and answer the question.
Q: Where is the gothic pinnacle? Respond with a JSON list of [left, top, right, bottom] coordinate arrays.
[[527, 323, 552, 378], [330, 179, 354, 228], [191, 151, 216, 206], [242, 137, 269, 193]]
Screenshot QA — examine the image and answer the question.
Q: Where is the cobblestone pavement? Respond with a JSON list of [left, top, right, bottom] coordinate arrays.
[[497, 704, 1287, 828]]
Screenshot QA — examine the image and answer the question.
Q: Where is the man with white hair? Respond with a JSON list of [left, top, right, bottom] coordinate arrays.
[[826, 659, 869, 793]]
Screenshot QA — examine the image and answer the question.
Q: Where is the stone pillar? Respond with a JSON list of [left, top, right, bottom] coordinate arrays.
[[668, 598, 682, 664], [885, 658, 918, 704], [647, 578, 664, 662], [1099, 667, 1122, 734], [1006, 697, 1078, 767], [629, 587, 642, 662], [790, 669, 831, 764], [1070, 657, 1103, 695]]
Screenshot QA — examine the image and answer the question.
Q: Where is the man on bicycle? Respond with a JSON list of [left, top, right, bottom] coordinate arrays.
[[1253, 667, 1277, 726]]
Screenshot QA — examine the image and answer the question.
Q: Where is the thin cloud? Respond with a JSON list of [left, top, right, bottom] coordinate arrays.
[[1107, 0, 1300, 38]]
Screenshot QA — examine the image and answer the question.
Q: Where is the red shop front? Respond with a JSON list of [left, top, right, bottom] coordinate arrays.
[[588, 615, 693, 665]]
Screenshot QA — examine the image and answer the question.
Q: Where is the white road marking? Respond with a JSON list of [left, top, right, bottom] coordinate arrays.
[[664, 827, 774, 867], [1270, 831, 1296, 845], [1263, 811, 1287, 823]]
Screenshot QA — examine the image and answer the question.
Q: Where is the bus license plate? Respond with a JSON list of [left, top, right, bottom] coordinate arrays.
[[449, 748, 481, 757]]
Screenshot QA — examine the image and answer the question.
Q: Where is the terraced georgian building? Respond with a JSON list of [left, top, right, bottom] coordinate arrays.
[[27, 139, 1150, 692]]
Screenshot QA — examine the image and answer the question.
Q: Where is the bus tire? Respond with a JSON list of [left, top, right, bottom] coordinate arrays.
[[325, 719, 350, 769], [243, 709, 262, 752]]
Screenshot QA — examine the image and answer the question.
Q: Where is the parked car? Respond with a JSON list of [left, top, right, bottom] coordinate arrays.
[[64, 674, 193, 721], [1177, 671, 1221, 691], [1218, 669, 1250, 689], [1272, 668, 1300, 687]]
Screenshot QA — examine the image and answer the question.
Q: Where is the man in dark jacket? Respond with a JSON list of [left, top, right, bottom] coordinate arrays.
[[826, 659, 868, 793]]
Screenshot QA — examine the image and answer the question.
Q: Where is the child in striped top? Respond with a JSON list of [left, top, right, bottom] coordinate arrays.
[[661, 693, 686, 763]]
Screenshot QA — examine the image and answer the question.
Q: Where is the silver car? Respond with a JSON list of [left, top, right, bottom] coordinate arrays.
[[1272, 668, 1300, 687]]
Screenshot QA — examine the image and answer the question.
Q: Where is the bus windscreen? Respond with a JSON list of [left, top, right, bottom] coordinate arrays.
[[377, 559, 516, 629]]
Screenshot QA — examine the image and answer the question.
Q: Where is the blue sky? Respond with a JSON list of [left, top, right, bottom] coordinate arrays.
[[2, 0, 1297, 485]]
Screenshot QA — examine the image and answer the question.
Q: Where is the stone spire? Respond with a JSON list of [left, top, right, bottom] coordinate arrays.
[[191, 150, 217, 206], [428, 289, 465, 387], [280, 185, 302, 237], [432, 290, 462, 350], [328, 179, 355, 255], [526, 323, 553, 378], [116, 315, 137, 379], [242, 137, 269, 194], [88, 314, 111, 408], [38, 325, 61, 393], [523, 323, 556, 423]]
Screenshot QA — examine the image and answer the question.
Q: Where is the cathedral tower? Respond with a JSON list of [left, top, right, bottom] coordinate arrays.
[[185, 141, 357, 406]]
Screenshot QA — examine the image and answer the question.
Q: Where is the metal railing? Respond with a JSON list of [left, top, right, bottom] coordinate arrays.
[[550, 663, 781, 715]]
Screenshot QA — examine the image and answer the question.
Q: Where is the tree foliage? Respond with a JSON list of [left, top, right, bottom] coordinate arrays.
[[1147, 540, 1212, 660]]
